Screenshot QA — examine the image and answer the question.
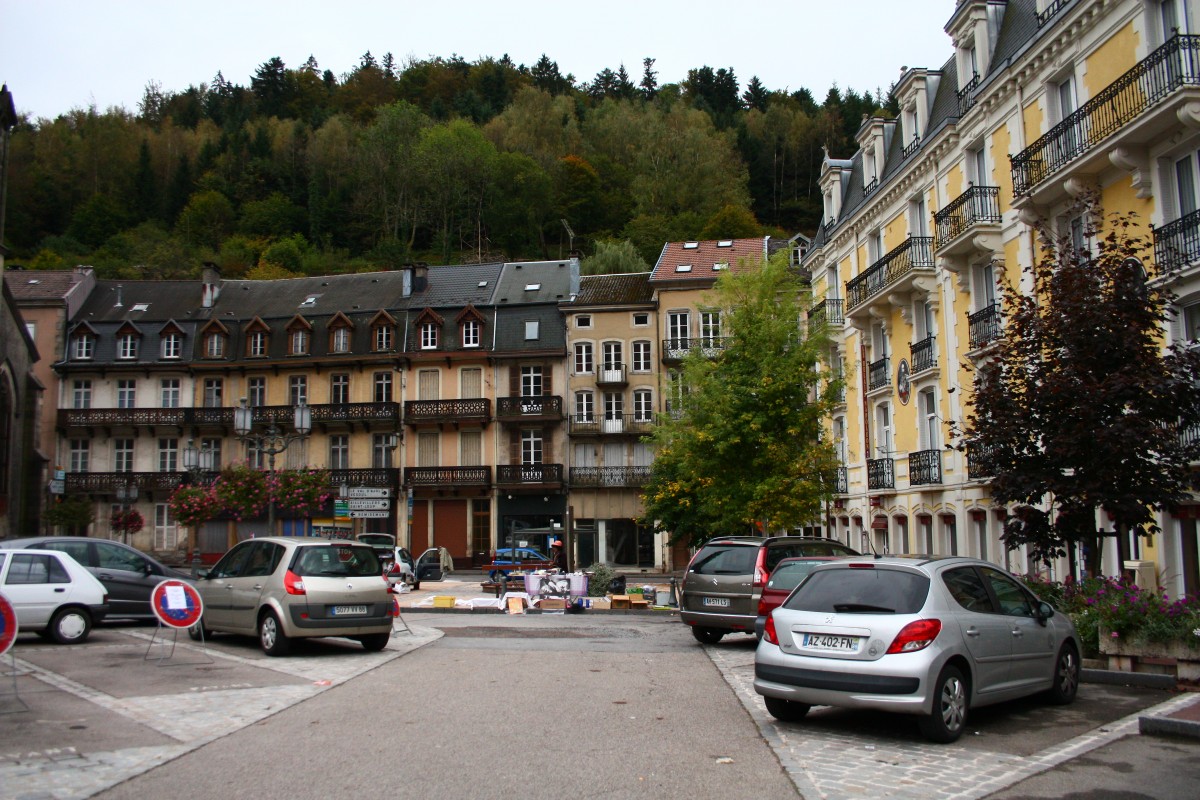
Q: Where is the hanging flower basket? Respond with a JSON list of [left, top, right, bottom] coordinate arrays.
[[168, 484, 218, 528], [214, 464, 270, 521], [273, 468, 332, 517]]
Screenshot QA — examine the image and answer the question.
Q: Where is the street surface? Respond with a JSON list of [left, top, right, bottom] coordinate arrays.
[[1, 577, 1198, 799]]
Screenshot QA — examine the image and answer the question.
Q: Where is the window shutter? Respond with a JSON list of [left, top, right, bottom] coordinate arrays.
[[542, 434, 553, 463], [509, 429, 520, 463], [543, 364, 553, 395], [509, 365, 519, 395]]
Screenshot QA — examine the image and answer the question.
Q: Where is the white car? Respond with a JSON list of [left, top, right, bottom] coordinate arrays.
[[385, 547, 415, 589], [0, 548, 109, 644]]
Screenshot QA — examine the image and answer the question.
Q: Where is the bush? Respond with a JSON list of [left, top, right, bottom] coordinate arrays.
[[586, 563, 617, 598]]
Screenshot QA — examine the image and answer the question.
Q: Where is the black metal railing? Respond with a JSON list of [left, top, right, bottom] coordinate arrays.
[[495, 395, 563, 419], [863, 177, 879, 198], [902, 135, 921, 159], [59, 402, 402, 429], [867, 458, 895, 490], [846, 237, 934, 311], [968, 303, 1002, 349], [567, 414, 655, 436], [405, 466, 491, 487], [835, 466, 848, 494], [661, 337, 728, 361], [909, 449, 943, 485], [1180, 420, 1200, 449], [64, 471, 184, 494], [496, 463, 564, 485], [328, 468, 398, 488], [966, 444, 994, 480], [957, 72, 981, 116], [808, 298, 845, 329], [1011, 34, 1200, 195], [404, 399, 489, 425], [911, 336, 937, 373], [934, 186, 1001, 249], [1037, 0, 1071, 27], [569, 466, 651, 487], [1154, 208, 1200, 270], [868, 357, 890, 391]]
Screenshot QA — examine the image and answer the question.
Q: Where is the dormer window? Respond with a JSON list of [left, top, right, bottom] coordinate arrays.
[[290, 329, 310, 355], [205, 332, 226, 358], [330, 327, 351, 353], [713, 262, 728, 271], [421, 321, 439, 349], [160, 332, 182, 360], [373, 323, 394, 352], [117, 332, 139, 360], [248, 330, 268, 357], [462, 319, 481, 348], [73, 333, 95, 360], [524, 283, 541, 291], [525, 320, 540, 340]]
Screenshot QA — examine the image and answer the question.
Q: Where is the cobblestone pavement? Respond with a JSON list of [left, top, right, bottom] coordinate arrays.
[[707, 642, 1197, 800]]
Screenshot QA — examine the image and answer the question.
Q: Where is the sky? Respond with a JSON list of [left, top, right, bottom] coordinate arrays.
[[1, 0, 955, 122]]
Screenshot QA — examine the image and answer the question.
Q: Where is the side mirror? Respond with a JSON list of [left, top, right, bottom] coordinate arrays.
[[1036, 601, 1054, 624], [196, 567, 211, 580]]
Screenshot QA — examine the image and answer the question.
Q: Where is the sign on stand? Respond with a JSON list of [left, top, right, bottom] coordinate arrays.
[[150, 580, 204, 629]]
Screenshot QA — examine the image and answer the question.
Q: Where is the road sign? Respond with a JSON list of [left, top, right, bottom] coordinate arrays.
[[349, 509, 389, 518], [150, 580, 204, 629], [48, 479, 64, 495], [343, 487, 391, 499], [0, 591, 17, 656], [346, 499, 390, 511]]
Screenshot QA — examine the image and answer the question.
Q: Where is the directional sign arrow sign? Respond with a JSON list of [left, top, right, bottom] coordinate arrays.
[[346, 499, 390, 510]]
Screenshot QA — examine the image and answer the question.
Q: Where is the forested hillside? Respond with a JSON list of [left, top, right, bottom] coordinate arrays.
[[4, 53, 896, 279]]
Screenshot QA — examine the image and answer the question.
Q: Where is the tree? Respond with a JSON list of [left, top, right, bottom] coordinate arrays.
[[742, 76, 769, 112], [699, 204, 761, 240], [43, 495, 95, 536], [581, 239, 649, 275], [642, 252, 840, 545], [640, 58, 658, 101], [964, 199, 1200, 576]]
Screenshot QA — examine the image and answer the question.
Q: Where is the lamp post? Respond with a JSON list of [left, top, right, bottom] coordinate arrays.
[[233, 397, 312, 536], [182, 439, 215, 574], [114, 480, 138, 545]]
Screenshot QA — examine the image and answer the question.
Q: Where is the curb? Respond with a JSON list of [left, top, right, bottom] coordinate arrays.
[[1082, 668, 1179, 690], [1138, 714, 1200, 739], [400, 606, 679, 616]]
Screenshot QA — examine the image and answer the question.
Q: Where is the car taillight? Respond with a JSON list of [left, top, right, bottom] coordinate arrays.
[[753, 550, 768, 588], [886, 619, 942, 654], [763, 613, 779, 645], [388, 597, 400, 617], [283, 570, 306, 595]]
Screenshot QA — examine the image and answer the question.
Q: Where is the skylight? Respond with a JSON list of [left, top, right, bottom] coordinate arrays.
[[131, 303, 149, 312], [675, 264, 693, 273], [682, 242, 699, 249], [713, 262, 728, 270], [478, 281, 489, 287], [524, 283, 541, 291], [717, 240, 733, 247], [301, 296, 318, 306]]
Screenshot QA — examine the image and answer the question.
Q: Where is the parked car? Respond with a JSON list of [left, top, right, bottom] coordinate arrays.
[[1, 536, 191, 620], [754, 556, 847, 638], [412, 547, 447, 588], [486, 547, 553, 582], [680, 536, 860, 644], [385, 547, 416, 589], [356, 533, 396, 558], [753, 555, 1081, 743], [0, 548, 109, 643], [187, 537, 394, 656]]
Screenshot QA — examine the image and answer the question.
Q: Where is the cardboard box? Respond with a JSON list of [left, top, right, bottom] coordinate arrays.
[[610, 594, 631, 609], [630, 598, 650, 609], [590, 598, 611, 610], [539, 598, 567, 610]]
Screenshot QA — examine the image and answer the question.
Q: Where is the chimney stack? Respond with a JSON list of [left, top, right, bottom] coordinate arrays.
[[201, 261, 221, 308]]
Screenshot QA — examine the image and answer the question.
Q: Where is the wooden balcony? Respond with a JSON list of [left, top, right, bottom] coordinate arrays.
[[495, 395, 563, 424], [403, 399, 490, 428], [569, 466, 651, 488], [567, 414, 655, 436], [404, 466, 491, 491], [496, 463, 564, 490]]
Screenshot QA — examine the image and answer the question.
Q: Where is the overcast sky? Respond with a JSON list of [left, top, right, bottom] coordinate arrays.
[[1, 0, 954, 122]]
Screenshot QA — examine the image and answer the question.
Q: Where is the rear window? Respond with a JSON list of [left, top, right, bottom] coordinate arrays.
[[766, 540, 858, 569], [293, 545, 381, 578], [766, 561, 829, 592], [783, 567, 930, 614], [357, 535, 394, 547], [689, 544, 757, 576]]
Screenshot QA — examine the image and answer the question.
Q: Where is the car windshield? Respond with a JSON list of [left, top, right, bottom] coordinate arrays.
[[293, 544, 381, 578], [689, 545, 757, 575], [767, 561, 830, 591], [784, 567, 930, 614], [357, 535, 394, 546]]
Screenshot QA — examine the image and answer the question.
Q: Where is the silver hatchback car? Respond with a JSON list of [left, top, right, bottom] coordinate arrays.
[[753, 555, 1081, 742], [188, 537, 395, 656]]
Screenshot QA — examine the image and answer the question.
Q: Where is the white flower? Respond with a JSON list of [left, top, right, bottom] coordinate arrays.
[[1194, 628, 1200, 638]]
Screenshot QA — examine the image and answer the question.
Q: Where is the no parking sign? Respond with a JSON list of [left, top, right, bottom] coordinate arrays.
[[0, 591, 17, 656], [150, 580, 204, 629]]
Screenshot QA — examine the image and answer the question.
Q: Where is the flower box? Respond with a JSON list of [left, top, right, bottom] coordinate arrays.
[[1099, 626, 1200, 680]]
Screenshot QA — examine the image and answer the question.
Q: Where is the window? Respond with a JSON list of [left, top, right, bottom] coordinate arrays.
[[632, 313, 649, 327], [248, 331, 268, 358], [982, 567, 1035, 617], [289, 376, 308, 406], [154, 504, 178, 551], [1158, 0, 1185, 45], [205, 333, 226, 358], [114, 439, 134, 473], [25, 321, 36, 340], [969, 146, 988, 186], [604, 392, 623, 420], [1184, 300, 1200, 342], [632, 340, 651, 372], [372, 434, 394, 468], [520, 366, 543, 397], [374, 324, 394, 352], [373, 372, 393, 403], [700, 311, 722, 346], [875, 403, 894, 457], [248, 377, 266, 407], [97, 541, 147, 572], [329, 435, 349, 470], [72, 380, 92, 409], [117, 332, 138, 360], [521, 430, 543, 464], [158, 438, 178, 472], [574, 342, 594, 374], [460, 431, 482, 466], [330, 326, 351, 353], [576, 315, 592, 328], [417, 432, 439, 467], [867, 229, 884, 263], [920, 389, 939, 450], [461, 367, 482, 398], [69, 440, 90, 472], [418, 370, 439, 400], [420, 322, 438, 349], [462, 319, 481, 348], [910, 195, 928, 238], [160, 379, 180, 408], [525, 320, 540, 341], [668, 311, 690, 343], [202, 437, 223, 471], [73, 333, 94, 360], [5, 553, 70, 585], [117, 380, 136, 409], [161, 332, 182, 359], [574, 391, 594, 422], [331, 373, 350, 405], [203, 378, 223, 408], [634, 389, 653, 422], [602, 341, 623, 371], [290, 329, 310, 355], [833, 417, 847, 463]]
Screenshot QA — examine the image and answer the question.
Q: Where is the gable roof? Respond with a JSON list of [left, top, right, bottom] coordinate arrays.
[[570, 272, 654, 307], [650, 237, 769, 283]]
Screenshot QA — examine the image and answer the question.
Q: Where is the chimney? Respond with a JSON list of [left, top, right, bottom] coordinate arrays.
[[201, 261, 221, 308], [115, 284, 124, 308]]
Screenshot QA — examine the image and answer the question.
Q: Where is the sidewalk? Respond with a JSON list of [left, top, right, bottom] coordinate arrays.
[[1139, 689, 1200, 739]]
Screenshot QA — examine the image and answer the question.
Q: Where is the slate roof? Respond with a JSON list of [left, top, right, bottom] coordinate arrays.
[[3, 269, 84, 302], [212, 271, 414, 320], [569, 273, 654, 307], [492, 260, 577, 305], [650, 237, 770, 283], [410, 263, 505, 308]]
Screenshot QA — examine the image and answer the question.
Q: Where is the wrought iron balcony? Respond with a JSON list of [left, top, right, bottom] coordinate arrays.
[[661, 337, 727, 362], [808, 298, 844, 330], [845, 237, 934, 313], [901, 135, 921, 159], [1011, 34, 1200, 197], [1036, 0, 1071, 27], [934, 186, 1001, 252], [1154, 208, 1200, 271], [567, 414, 655, 436], [867, 458, 895, 490], [909, 449, 943, 486], [328, 468, 399, 488], [404, 399, 490, 427], [64, 471, 184, 494], [495, 395, 563, 422], [868, 357, 890, 391], [834, 466, 848, 494], [596, 364, 628, 386], [957, 72, 981, 116], [911, 336, 937, 373], [404, 466, 491, 488], [968, 303, 1002, 350], [496, 463, 564, 487], [59, 403, 401, 430], [966, 444, 994, 480], [570, 466, 651, 487]]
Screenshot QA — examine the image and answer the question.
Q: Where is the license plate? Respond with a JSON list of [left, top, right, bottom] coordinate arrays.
[[702, 597, 730, 607], [800, 633, 860, 652], [331, 605, 367, 616]]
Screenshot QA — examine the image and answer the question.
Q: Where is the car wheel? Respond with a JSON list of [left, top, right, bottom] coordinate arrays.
[[764, 696, 811, 722], [259, 610, 291, 656], [1046, 642, 1080, 705], [49, 607, 92, 644], [357, 632, 390, 652], [919, 664, 968, 743], [691, 627, 725, 645]]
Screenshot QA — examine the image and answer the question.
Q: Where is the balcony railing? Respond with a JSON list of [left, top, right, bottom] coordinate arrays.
[[968, 303, 1002, 349], [495, 395, 563, 421], [967, 444, 994, 480], [569, 466, 651, 487], [868, 357, 890, 391], [863, 177, 879, 198], [65, 471, 184, 494], [496, 463, 564, 486], [808, 298, 845, 329], [846, 237, 934, 311], [1036, 0, 1071, 27], [834, 466, 848, 494], [404, 399, 490, 426], [661, 337, 727, 362], [596, 364, 628, 385], [59, 403, 401, 430], [1012, 34, 1200, 196], [328, 468, 398, 488], [567, 414, 656, 436], [911, 336, 937, 373], [404, 466, 491, 488], [1154, 208, 1200, 271], [957, 72, 981, 116], [909, 449, 943, 486], [867, 458, 895, 490], [901, 135, 921, 159], [934, 186, 1001, 250]]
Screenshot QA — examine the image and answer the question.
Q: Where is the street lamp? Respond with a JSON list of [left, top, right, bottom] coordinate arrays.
[[182, 439, 215, 574], [115, 480, 138, 545], [233, 397, 312, 535]]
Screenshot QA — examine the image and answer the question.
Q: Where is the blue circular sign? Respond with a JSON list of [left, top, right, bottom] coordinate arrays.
[[0, 592, 17, 656]]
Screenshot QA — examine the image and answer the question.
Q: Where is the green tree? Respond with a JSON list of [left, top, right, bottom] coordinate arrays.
[[239, 192, 306, 238], [581, 239, 650, 275], [43, 495, 96, 536], [699, 204, 761, 240], [643, 252, 840, 545], [176, 189, 234, 249]]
